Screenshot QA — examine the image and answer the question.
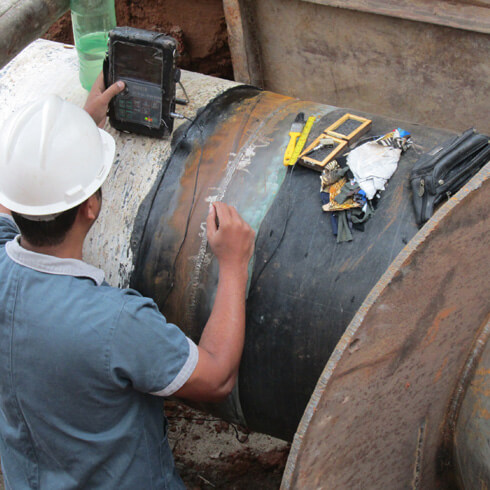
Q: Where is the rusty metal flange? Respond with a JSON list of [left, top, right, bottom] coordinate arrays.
[[283, 163, 490, 489]]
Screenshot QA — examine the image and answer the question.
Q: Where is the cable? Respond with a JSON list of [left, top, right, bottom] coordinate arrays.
[[133, 113, 203, 302], [249, 162, 298, 293], [176, 80, 190, 105], [161, 113, 205, 307]]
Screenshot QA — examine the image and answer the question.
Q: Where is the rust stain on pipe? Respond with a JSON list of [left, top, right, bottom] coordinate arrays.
[[423, 306, 457, 348], [471, 371, 490, 402], [453, 317, 490, 488], [163, 91, 301, 333], [433, 356, 449, 384]]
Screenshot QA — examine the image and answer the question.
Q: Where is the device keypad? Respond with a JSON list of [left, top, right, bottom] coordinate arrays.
[[115, 79, 162, 128]]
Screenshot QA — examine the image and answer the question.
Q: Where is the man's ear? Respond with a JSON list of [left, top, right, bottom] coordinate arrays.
[[79, 194, 100, 222]]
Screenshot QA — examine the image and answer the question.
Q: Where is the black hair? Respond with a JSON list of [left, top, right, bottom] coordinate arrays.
[[12, 205, 81, 247], [11, 188, 102, 247]]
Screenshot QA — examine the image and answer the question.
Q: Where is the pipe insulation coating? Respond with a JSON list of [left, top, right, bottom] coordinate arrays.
[[128, 85, 460, 440]]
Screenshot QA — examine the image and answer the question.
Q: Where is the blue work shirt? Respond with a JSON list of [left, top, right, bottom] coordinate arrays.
[[0, 214, 198, 489]]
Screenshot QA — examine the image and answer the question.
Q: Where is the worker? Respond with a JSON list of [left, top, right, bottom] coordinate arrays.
[[0, 74, 255, 489]]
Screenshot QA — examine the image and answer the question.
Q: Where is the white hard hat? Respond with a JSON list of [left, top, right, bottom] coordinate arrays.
[[0, 95, 115, 216]]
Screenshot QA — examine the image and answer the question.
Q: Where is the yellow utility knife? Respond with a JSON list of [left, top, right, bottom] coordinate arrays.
[[283, 112, 305, 166]]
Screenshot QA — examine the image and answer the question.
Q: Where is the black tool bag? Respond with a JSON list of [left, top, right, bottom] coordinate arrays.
[[410, 128, 490, 225]]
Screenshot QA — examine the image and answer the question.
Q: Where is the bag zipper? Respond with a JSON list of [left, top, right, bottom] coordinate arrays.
[[427, 136, 488, 194], [410, 129, 475, 178], [437, 144, 490, 195]]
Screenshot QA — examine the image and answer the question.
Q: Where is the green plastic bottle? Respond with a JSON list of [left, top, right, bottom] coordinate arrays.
[[70, 0, 116, 90]]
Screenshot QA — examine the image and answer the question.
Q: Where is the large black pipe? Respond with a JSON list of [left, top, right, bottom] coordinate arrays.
[[130, 86, 455, 440]]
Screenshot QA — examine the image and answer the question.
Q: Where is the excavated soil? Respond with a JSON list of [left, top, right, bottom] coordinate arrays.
[[44, 0, 234, 80], [167, 402, 290, 489]]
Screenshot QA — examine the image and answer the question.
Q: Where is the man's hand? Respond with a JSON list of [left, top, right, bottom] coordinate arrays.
[[206, 202, 255, 274], [174, 202, 254, 403], [83, 72, 125, 128]]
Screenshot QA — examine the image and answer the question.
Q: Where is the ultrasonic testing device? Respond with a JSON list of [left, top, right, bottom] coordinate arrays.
[[104, 26, 182, 138]]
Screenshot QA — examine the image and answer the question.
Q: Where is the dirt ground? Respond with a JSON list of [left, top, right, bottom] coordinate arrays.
[[167, 402, 290, 489], [44, 0, 234, 80]]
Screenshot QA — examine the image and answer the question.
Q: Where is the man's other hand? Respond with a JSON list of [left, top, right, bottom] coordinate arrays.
[[84, 72, 125, 128], [207, 202, 255, 273]]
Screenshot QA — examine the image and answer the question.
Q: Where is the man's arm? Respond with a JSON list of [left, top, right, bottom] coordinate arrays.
[[175, 202, 255, 402], [0, 204, 11, 216], [84, 72, 125, 128]]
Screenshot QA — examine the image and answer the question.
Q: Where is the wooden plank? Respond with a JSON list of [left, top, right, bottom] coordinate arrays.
[[302, 0, 490, 34], [325, 113, 372, 144], [300, 135, 348, 171], [223, 0, 250, 83], [223, 0, 264, 86]]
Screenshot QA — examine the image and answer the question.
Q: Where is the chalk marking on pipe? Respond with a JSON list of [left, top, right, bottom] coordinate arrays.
[[185, 98, 297, 324], [186, 137, 271, 323], [412, 417, 427, 489]]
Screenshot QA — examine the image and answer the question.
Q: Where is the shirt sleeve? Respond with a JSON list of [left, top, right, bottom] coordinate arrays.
[[0, 214, 19, 247], [108, 294, 199, 397]]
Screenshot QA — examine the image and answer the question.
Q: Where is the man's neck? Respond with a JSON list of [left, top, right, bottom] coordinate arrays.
[[0, 204, 12, 216], [19, 237, 84, 261]]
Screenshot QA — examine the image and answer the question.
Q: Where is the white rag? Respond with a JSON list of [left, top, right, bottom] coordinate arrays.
[[346, 142, 401, 199]]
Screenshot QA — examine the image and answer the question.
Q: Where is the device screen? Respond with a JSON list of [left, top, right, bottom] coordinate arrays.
[[113, 41, 163, 85], [111, 40, 165, 129]]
